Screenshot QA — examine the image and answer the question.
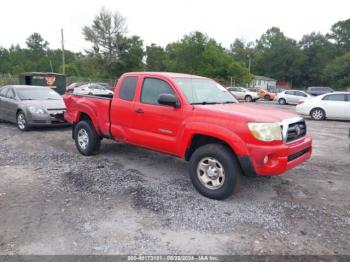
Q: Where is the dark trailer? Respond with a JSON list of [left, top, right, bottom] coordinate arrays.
[[19, 72, 66, 95]]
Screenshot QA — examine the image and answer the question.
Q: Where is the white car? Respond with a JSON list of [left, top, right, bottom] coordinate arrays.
[[275, 90, 311, 105], [296, 92, 350, 120], [73, 83, 114, 96], [227, 87, 259, 102]]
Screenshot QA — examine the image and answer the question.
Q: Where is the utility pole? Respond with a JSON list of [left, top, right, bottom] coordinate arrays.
[[61, 28, 65, 75], [49, 60, 53, 72], [248, 54, 251, 74]]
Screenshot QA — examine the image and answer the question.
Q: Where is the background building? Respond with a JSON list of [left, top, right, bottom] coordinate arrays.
[[250, 75, 277, 90]]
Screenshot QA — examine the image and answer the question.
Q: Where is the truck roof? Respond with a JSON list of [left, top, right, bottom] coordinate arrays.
[[122, 72, 208, 79]]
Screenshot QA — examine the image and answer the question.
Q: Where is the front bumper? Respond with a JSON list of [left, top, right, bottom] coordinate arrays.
[[27, 111, 67, 126], [238, 135, 312, 176]]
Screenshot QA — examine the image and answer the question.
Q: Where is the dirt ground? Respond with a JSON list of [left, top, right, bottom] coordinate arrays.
[[0, 103, 349, 255]]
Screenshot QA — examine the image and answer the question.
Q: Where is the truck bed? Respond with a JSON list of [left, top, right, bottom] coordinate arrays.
[[63, 93, 113, 137]]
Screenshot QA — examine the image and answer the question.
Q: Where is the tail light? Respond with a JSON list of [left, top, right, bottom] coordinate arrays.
[[298, 100, 304, 105]]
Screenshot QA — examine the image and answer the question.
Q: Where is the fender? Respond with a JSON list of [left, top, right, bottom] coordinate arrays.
[[179, 121, 250, 158], [71, 101, 102, 135]]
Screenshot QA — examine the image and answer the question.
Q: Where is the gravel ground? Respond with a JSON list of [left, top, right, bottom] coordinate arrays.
[[0, 103, 349, 255]]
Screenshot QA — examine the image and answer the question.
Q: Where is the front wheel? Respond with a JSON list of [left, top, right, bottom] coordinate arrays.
[[17, 111, 30, 131], [74, 121, 101, 155], [189, 144, 241, 200], [278, 98, 287, 105], [245, 95, 253, 102], [310, 108, 325, 120]]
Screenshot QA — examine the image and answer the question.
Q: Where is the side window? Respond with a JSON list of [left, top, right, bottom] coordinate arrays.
[[295, 91, 306, 97], [285, 91, 294, 95], [323, 94, 346, 101], [0, 87, 9, 97], [346, 94, 350, 102], [141, 78, 175, 105], [7, 88, 15, 99], [119, 77, 138, 101]]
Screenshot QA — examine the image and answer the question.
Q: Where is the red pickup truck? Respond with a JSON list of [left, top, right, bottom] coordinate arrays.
[[64, 72, 312, 200]]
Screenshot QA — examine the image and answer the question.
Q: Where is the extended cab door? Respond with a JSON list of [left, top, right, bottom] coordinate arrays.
[[129, 76, 185, 155], [110, 76, 139, 141]]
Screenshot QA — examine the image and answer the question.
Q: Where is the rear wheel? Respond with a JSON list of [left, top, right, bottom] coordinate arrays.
[[17, 111, 30, 131], [245, 95, 253, 102], [74, 120, 101, 155], [278, 98, 287, 105], [264, 95, 270, 101], [310, 108, 325, 120], [189, 144, 241, 200]]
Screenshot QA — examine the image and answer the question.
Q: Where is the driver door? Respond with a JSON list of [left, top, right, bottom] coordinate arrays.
[[0, 87, 9, 120], [129, 77, 185, 154], [236, 87, 246, 100], [1, 88, 18, 122]]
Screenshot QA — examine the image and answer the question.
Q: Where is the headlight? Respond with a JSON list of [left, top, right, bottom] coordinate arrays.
[[248, 122, 282, 142], [28, 106, 46, 114]]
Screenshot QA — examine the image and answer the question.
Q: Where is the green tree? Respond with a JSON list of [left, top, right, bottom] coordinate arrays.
[[254, 27, 305, 86], [324, 52, 350, 89], [165, 32, 251, 83], [119, 36, 144, 72], [82, 7, 128, 77], [145, 44, 168, 71], [26, 33, 49, 54], [230, 39, 255, 71], [299, 32, 337, 87], [328, 18, 350, 52]]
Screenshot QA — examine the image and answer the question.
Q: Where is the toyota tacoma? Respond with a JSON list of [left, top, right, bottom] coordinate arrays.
[[63, 72, 312, 200]]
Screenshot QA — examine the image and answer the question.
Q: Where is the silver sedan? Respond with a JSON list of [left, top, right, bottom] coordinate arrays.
[[0, 85, 67, 131], [274, 90, 311, 105]]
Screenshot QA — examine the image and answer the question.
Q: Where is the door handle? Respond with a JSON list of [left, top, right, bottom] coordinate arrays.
[[134, 108, 144, 114]]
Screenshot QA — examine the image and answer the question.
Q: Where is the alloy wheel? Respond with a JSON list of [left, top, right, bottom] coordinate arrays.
[[196, 157, 225, 190]]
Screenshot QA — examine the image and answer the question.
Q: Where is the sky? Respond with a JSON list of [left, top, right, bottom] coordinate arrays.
[[0, 0, 349, 52]]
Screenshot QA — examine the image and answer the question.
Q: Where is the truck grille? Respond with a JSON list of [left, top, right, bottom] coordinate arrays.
[[286, 120, 306, 143]]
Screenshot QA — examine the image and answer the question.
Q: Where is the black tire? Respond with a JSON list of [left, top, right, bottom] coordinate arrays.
[[74, 120, 101, 155], [88, 92, 93, 95], [264, 95, 270, 101], [189, 143, 241, 200], [245, 95, 253, 102], [278, 98, 287, 105], [310, 108, 325, 120], [16, 111, 30, 131]]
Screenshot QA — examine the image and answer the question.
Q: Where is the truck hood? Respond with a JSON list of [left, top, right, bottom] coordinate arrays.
[[21, 99, 66, 110], [195, 103, 298, 122]]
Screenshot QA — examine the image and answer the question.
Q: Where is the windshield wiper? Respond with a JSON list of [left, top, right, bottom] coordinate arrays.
[[190, 102, 218, 105], [221, 101, 236, 104], [21, 98, 34, 100]]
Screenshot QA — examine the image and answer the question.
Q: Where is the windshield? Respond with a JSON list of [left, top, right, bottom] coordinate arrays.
[[17, 88, 62, 100], [174, 78, 238, 104]]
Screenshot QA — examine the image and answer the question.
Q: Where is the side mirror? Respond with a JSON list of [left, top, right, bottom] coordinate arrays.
[[158, 93, 179, 107]]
